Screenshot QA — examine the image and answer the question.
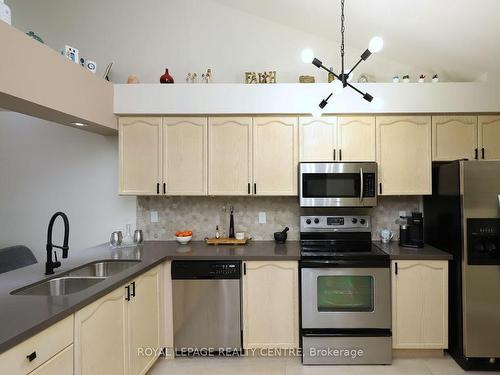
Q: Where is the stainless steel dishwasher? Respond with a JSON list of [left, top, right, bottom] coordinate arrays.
[[172, 260, 242, 355]]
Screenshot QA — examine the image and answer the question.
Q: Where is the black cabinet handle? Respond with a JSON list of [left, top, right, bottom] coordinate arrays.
[[130, 281, 136, 297], [243, 263, 246, 275], [254, 183, 257, 195], [163, 182, 166, 194], [474, 148, 478, 160], [247, 183, 250, 195], [339, 149, 342, 161], [333, 149, 336, 161], [125, 285, 131, 301], [156, 183, 160, 194], [482, 147, 485, 159], [26, 351, 37, 362], [379, 183, 382, 195], [395, 262, 398, 275]]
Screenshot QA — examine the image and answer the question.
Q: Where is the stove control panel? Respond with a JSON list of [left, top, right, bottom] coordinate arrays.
[[300, 215, 371, 232]]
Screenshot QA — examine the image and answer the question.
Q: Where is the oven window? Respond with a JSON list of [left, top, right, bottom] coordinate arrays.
[[317, 276, 374, 312], [302, 173, 360, 198]]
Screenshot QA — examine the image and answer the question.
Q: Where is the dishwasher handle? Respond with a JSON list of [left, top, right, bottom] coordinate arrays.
[[171, 260, 242, 279]]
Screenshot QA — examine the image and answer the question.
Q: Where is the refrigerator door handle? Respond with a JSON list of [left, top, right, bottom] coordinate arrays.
[[497, 195, 500, 208]]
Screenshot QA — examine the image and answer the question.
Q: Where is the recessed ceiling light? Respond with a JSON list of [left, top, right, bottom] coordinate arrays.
[[71, 122, 87, 127]]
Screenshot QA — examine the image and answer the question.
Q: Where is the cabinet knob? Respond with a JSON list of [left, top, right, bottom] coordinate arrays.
[[26, 351, 37, 362]]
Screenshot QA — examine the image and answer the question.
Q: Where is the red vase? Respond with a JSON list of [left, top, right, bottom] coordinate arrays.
[[160, 68, 174, 84]]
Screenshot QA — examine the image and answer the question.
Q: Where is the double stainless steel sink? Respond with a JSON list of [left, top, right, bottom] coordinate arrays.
[[11, 260, 140, 297]]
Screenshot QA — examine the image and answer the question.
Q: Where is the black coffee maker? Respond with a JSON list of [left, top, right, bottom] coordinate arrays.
[[399, 212, 424, 248]]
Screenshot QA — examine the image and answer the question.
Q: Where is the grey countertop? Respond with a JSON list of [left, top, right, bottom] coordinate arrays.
[[0, 240, 299, 354], [375, 241, 453, 260]]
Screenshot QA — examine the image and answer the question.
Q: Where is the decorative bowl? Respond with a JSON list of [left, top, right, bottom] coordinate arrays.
[[176, 235, 192, 244]]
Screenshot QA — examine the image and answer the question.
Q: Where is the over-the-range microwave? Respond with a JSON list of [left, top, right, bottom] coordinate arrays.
[[299, 162, 377, 207]]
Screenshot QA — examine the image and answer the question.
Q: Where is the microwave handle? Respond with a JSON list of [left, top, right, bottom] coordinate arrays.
[[360, 168, 364, 202]]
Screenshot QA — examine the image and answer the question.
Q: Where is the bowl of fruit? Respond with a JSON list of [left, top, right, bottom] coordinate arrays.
[[175, 230, 193, 244]]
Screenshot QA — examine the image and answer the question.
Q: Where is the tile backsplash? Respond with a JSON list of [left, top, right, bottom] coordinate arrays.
[[137, 196, 421, 241]]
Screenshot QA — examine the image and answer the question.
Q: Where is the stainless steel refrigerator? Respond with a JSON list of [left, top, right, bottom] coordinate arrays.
[[424, 160, 500, 371]]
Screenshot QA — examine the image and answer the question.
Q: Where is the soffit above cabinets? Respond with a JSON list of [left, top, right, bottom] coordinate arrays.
[[114, 82, 500, 116], [0, 22, 116, 135]]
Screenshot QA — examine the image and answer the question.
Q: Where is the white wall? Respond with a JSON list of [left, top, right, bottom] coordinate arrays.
[[9, 0, 425, 84], [0, 112, 136, 261]]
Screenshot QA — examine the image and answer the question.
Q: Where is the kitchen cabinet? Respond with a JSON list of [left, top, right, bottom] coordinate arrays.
[[376, 116, 432, 195], [163, 117, 207, 195], [119, 117, 162, 195], [75, 265, 162, 375], [478, 115, 500, 160], [208, 117, 253, 195], [74, 286, 128, 375], [299, 116, 337, 161], [242, 261, 299, 349], [391, 260, 448, 349], [253, 117, 298, 195], [0, 316, 73, 375], [27, 345, 73, 375], [432, 116, 477, 161], [338, 116, 376, 161]]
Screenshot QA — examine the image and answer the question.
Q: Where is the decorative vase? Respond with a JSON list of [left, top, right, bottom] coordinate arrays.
[[392, 76, 400, 83], [160, 68, 174, 84]]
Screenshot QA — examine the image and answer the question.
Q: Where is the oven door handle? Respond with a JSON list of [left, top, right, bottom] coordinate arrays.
[[301, 259, 389, 268], [360, 167, 364, 202]]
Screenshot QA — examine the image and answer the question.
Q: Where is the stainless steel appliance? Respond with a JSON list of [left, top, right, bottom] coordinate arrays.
[[424, 160, 500, 371], [172, 261, 242, 355], [300, 215, 391, 365], [299, 162, 377, 207]]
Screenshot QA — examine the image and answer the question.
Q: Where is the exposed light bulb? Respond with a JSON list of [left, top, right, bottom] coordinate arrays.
[[370, 97, 384, 110], [368, 37, 384, 53], [301, 48, 315, 64]]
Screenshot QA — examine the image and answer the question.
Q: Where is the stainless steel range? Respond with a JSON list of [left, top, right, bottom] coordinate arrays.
[[300, 215, 392, 365]]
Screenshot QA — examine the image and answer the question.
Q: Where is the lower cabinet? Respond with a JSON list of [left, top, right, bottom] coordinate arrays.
[[391, 260, 448, 349], [75, 265, 162, 375], [242, 261, 299, 349]]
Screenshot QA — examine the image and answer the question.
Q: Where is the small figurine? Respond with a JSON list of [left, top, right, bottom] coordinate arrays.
[[160, 68, 174, 84], [204, 68, 213, 83], [392, 75, 400, 83], [432, 74, 440, 83], [191, 73, 198, 83], [402, 74, 410, 83], [418, 74, 426, 83], [186, 73, 191, 83], [127, 75, 140, 84]]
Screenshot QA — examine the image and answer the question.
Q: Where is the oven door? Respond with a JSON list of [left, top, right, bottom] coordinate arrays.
[[301, 262, 391, 329], [299, 162, 377, 207]]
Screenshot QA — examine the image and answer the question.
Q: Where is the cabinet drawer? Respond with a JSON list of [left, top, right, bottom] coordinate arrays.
[[28, 345, 73, 375], [0, 316, 73, 375]]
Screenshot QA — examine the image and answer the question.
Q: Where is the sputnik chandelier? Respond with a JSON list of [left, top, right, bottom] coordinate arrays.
[[301, 0, 383, 111]]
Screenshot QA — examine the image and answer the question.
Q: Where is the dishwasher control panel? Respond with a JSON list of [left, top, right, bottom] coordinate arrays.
[[172, 260, 241, 279]]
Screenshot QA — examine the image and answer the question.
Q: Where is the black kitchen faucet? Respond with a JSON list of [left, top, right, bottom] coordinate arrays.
[[45, 212, 69, 275]]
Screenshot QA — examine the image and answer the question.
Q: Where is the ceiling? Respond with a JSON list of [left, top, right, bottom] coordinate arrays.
[[212, 0, 500, 81]]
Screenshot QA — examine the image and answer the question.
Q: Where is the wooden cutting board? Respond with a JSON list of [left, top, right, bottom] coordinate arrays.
[[205, 237, 248, 245]]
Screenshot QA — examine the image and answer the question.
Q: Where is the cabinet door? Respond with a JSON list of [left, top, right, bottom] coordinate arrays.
[[208, 117, 252, 195], [163, 117, 207, 195], [337, 116, 376, 161], [75, 287, 127, 375], [119, 117, 162, 195], [432, 116, 477, 161], [376, 116, 432, 195], [299, 116, 337, 161], [478, 115, 500, 160], [242, 261, 299, 349], [392, 261, 448, 349], [253, 117, 298, 195], [128, 266, 161, 375]]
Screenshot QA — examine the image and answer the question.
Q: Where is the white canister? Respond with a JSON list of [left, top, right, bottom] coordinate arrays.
[[0, 0, 11, 25]]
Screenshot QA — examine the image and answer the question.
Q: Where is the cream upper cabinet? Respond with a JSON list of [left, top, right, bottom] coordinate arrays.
[[128, 266, 161, 375], [242, 261, 299, 349], [376, 116, 432, 195], [119, 117, 162, 195], [478, 115, 500, 160], [299, 116, 337, 161], [338, 116, 376, 161], [392, 261, 448, 349], [208, 117, 252, 195], [432, 115, 477, 161], [253, 117, 298, 195], [163, 117, 207, 195], [74, 286, 127, 375]]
